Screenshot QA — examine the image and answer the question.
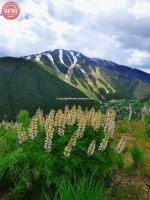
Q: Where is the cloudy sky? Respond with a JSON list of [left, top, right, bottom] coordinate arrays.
[[0, 0, 150, 73]]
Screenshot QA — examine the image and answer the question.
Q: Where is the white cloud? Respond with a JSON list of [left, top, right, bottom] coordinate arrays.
[[73, 0, 129, 16], [130, 1, 150, 19], [128, 50, 150, 66]]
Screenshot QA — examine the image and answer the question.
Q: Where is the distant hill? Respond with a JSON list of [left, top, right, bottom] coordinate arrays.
[[0, 57, 94, 120]]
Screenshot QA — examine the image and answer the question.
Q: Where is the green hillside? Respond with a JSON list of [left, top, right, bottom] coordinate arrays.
[[0, 58, 95, 120], [98, 66, 150, 100]]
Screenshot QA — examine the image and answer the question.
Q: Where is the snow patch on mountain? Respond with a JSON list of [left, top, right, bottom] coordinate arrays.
[[64, 51, 80, 80], [26, 56, 31, 60], [59, 49, 68, 67], [65, 74, 69, 79], [68, 52, 80, 72], [35, 55, 41, 62], [80, 68, 86, 74], [70, 51, 80, 66]]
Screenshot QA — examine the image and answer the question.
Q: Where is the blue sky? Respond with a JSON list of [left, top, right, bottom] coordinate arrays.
[[0, 0, 150, 73]]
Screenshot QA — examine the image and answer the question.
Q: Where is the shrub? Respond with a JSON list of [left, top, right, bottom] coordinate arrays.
[[144, 113, 150, 125], [0, 106, 119, 199], [17, 110, 30, 128], [130, 145, 144, 168]]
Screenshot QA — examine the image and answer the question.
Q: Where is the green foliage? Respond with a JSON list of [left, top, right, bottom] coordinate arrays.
[[145, 127, 150, 138], [117, 154, 125, 170], [0, 121, 118, 199], [144, 114, 150, 138], [70, 76, 78, 86], [117, 126, 128, 134], [0, 128, 18, 152], [130, 145, 144, 167], [100, 100, 143, 120], [144, 113, 150, 125], [17, 110, 30, 127], [53, 176, 106, 200]]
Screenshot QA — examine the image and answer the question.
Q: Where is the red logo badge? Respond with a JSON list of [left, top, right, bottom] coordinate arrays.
[[1, 1, 20, 20]]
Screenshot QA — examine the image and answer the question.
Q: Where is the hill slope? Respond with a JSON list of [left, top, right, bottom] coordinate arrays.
[[0, 57, 94, 120], [23, 49, 150, 100]]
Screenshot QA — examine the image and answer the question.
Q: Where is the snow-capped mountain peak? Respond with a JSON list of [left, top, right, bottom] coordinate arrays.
[[22, 49, 150, 84]]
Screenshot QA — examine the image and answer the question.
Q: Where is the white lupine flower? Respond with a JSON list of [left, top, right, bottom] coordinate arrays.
[[87, 140, 96, 156]]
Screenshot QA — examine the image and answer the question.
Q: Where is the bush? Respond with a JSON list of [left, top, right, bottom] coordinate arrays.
[[0, 106, 118, 199], [0, 125, 116, 199], [130, 145, 144, 168], [144, 114, 150, 138], [144, 113, 150, 125], [17, 110, 30, 127]]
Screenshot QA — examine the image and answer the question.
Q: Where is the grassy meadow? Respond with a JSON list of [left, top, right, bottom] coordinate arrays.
[[0, 105, 149, 200]]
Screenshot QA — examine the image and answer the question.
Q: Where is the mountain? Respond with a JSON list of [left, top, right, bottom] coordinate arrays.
[[0, 49, 150, 120], [23, 49, 150, 101], [0, 57, 95, 120]]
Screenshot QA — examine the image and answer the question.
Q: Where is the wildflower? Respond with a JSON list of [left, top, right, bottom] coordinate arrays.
[[77, 105, 82, 122], [64, 131, 78, 157], [44, 126, 55, 153], [87, 140, 96, 156], [18, 131, 28, 144], [35, 108, 44, 125], [17, 124, 27, 144], [70, 106, 77, 125], [45, 109, 55, 129], [54, 111, 59, 127], [91, 111, 102, 130], [28, 116, 38, 140], [64, 105, 69, 122], [76, 116, 86, 138], [64, 105, 69, 114], [103, 109, 116, 138], [98, 135, 109, 151], [55, 109, 65, 136], [44, 135, 52, 153], [116, 135, 127, 153], [44, 110, 55, 153], [66, 106, 77, 126], [88, 107, 96, 123]]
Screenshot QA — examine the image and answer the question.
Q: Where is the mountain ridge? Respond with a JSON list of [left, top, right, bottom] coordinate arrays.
[[22, 49, 150, 77], [21, 49, 150, 100]]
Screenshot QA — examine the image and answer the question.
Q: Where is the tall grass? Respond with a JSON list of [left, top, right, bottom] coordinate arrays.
[[130, 145, 144, 167], [43, 175, 107, 200]]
